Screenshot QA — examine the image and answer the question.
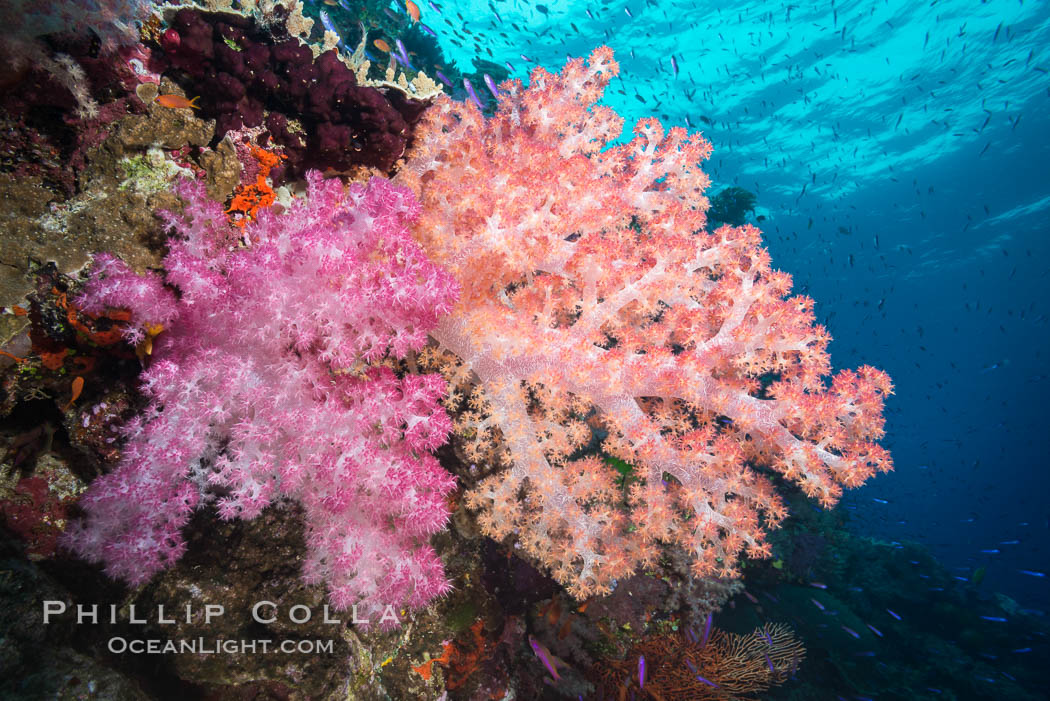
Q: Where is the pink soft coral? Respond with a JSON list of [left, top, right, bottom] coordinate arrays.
[[397, 47, 892, 597], [63, 173, 459, 621]]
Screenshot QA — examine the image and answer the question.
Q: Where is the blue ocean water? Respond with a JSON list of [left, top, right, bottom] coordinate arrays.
[[423, 0, 1050, 614]]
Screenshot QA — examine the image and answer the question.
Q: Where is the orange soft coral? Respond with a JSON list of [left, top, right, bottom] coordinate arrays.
[[226, 145, 285, 227], [399, 47, 892, 598]]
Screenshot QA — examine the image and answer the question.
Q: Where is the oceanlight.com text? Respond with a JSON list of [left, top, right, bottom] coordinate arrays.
[[107, 637, 335, 655]]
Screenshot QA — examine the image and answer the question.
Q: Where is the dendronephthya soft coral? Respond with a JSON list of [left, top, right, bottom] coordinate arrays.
[[397, 47, 892, 598], [62, 173, 459, 623]]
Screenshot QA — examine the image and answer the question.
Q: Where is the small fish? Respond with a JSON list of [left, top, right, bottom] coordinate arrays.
[[419, 23, 437, 37], [980, 616, 1007, 622], [435, 70, 452, 87], [763, 652, 775, 671], [1000, 540, 1020, 545], [405, 0, 420, 22], [154, 94, 199, 110], [686, 661, 719, 688], [743, 590, 758, 604], [505, 61, 514, 72], [886, 608, 902, 620], [866, 624, 883, 637], [842, 625, 861, 639], [810, 582, 827, 589], [557, 618, 573, 640], [373, 38, 391, 52], [520, 53, 533, 62], [1019, 570, 1045, 577], [872, 497, 889, 504], [395, 38, 410, 63], [700, 612, 712, 647], [981, 549, 1000, 554], [625, 7, 633, 17], [670, 55, 678, 77], [638, 655, 645, 689], [811, 598, 826, 611], [483, 73, 499, 99], [428, 0, 441, 14], [529, 636, 560, 680], [63, 376, 85, 411], [463, 78, 484, 110]]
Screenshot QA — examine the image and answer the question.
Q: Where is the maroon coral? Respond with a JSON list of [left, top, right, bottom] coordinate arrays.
[[156, 8, 425, 178]]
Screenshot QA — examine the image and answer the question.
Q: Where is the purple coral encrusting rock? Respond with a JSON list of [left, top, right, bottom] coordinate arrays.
[[154, 7, 426, 178]]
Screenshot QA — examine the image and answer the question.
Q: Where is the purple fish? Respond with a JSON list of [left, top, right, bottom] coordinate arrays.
[[700, 612, 712, 648], [810, 582, 827, 589], [842, 625, 861, 639], [625, 7, 633, 17], [886, 608, 901, 620], [483, 73, 499, 99], [685, 660, 719, 687], [528, 636, 560, 681], [866, 624, 883, 637], [463, 78, 484, 110], [638, 655, 645, 689], [395, 38, 410, 64], [763, 652, 775, 672], [419, 23, 437, 37], [762, 629, 773, 645], [428, 1, 441, 14], [520, 53, 533, 62], [811, 598, 826, 611], [505, 61, 514, 72], [319, 10, 341, 43], [670, 55, 678, 77], [435, 70, 452, 87]]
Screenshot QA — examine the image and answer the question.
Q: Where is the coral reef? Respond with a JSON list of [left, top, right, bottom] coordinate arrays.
[[398, 46, 893, 598], [591, 623, 805, 700], [62, 173, 458, 621], [154, 7, 430, 178]]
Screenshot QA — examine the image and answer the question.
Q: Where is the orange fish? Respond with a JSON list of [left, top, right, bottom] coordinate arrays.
[[406, 0, 420, 22], [154, 94, 200, 110], [373, 38, 391, 52], [64, 376, 84, 411]]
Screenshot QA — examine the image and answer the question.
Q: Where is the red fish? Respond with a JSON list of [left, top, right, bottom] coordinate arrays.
[[154, 94, 199, 110]]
